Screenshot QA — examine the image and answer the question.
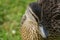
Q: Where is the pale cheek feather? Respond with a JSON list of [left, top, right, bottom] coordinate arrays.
[[39, 26, 46, 38]]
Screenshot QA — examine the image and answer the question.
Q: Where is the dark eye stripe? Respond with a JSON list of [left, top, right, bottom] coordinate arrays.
[[29, 9, 39, 23]]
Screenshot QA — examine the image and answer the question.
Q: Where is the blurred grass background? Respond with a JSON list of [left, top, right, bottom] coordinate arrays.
[[0, 0, 36, 40]]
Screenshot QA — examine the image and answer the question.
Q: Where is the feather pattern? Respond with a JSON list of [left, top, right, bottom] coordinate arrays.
[[40, 0, 60, 40], [20, 7, 43, 40]]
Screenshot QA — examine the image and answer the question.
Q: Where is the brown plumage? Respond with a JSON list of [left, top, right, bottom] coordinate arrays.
[[20, 7, 43, 40], [39, 0, 60, 40], [20, 0, 60, 40]]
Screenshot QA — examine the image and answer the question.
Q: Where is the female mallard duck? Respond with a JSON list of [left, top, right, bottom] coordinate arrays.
[[20, 0, 60, 40]]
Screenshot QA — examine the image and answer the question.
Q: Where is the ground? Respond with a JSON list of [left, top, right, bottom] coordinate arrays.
[[0, 0, 36, 40]]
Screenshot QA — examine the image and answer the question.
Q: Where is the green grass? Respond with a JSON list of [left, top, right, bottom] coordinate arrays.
[[0, 0, 36, 40]]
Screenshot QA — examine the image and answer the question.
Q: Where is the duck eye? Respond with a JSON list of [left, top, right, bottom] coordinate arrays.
[[55, 15, 60, 20]]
